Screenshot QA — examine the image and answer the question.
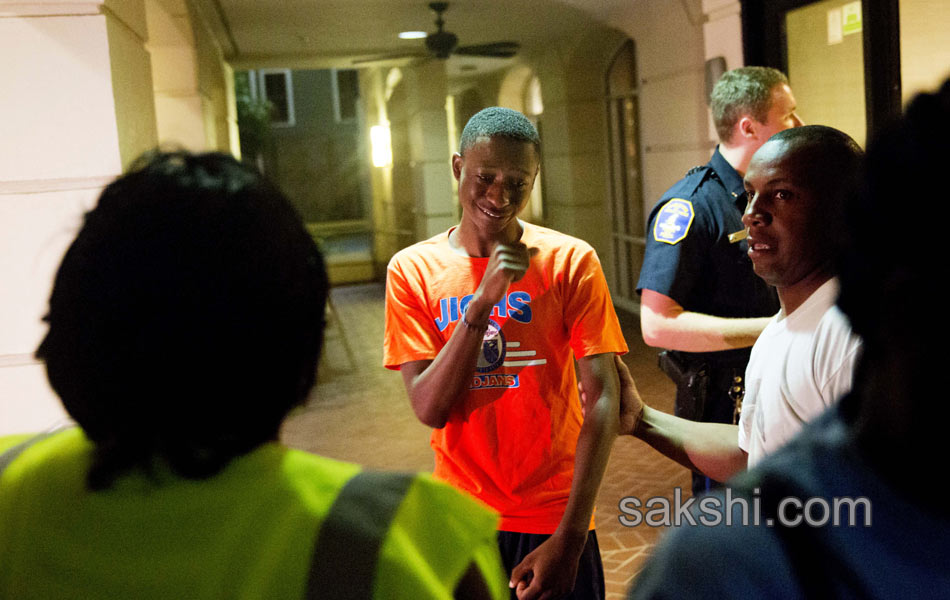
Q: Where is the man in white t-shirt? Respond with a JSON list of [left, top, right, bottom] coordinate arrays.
[[603, 125, 864, 482], [738, 278, 859, 465], [629, 78, 950, 600]]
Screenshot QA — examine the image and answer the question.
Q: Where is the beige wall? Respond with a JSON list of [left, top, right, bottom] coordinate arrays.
[[608, 0, 713, 228], [0, 0, 235, 434], [529, 26, 629, 271], [900, 0, 950, 102], [148, 0, 205, 151], [785, 0, 867, 146], [516, 1, 721, 298], [106, 0, 159, 168], [0, 1, 157, 434], [147, 0, 234, 153], [190, 1, 233, 152]]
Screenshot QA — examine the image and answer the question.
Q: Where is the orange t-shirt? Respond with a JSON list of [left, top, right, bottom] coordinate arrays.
[[383, 223, 627, 533]]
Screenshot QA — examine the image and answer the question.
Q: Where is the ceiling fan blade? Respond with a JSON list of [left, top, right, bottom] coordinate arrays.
[[351, 50, 429, 65], [454, 41, 520, 58]]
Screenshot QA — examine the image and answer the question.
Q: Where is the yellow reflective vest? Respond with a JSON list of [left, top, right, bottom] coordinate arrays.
[[0, 428, 506, 599]]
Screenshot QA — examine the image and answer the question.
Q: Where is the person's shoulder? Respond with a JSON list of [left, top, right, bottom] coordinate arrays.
[[379, 472, 505, 599], [407, 472, 498, 523], [657, 164, 718, 204], [0, 427, 87, 465], [802, 280, 861, 353], [0, 433, 35, 454], [279, 447, 362, 491], [629, 494, 797, 599], [279, 455, 497, 529], [812, 303, 858, 347], [646, 164, 721, 236]]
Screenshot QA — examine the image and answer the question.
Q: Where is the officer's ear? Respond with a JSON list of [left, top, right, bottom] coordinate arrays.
[[452, 153, 463, 181], [737, 115, 757, 141]]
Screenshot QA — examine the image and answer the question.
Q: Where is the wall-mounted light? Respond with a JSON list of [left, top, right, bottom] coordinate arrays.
[[370, 124, 392, 167]]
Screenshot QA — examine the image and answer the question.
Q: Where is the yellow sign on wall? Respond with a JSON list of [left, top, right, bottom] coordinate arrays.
[[842, 1, 862, 35]]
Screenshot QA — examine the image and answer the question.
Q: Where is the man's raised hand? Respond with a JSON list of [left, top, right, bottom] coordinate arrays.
[[472, 243, 539, 312]]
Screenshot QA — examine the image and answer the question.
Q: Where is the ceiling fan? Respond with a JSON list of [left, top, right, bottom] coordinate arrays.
[[352, 2, 520, 65]]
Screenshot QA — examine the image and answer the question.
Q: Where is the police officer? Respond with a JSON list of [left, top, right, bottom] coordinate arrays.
[[637, 67, 802, 495]]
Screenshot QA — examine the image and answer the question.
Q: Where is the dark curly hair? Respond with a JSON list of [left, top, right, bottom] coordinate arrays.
[[37, 150, 328, 490]]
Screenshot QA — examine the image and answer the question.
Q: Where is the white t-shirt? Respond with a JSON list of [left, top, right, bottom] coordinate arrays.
[[738, 278, 861, 466]]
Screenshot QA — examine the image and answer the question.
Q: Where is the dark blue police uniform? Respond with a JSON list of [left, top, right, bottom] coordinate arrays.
[[637, 147, 779, 495]]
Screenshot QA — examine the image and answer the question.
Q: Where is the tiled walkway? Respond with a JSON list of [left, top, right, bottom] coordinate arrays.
[[281, 283, 692, 599]]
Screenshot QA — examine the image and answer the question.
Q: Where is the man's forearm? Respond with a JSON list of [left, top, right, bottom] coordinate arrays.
[[634, 406, 748, 482], [402, 299, 496, 428], [556, 355, 620, 539], [641, 308, 771, 352], [640, 290, 772, 352]]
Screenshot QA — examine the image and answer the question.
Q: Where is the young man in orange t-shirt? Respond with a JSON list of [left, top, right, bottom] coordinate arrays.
[[384, 107, 627, 600]]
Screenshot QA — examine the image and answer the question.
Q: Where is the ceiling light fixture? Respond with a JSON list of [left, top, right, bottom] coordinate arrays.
[[398, 31, 427, 39]]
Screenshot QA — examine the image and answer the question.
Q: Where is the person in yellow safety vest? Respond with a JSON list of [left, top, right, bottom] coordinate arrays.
[[0, 150, 507, 600]]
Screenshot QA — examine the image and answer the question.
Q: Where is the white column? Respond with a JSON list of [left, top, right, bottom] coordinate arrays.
[[404, 62, 455, 240], [147, 0, 206, 150], [0, 1, 156, 433]]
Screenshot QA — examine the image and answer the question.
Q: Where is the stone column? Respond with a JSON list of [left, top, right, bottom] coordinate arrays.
[[403, 61, 455, 240], [0, 0, 157, 433]]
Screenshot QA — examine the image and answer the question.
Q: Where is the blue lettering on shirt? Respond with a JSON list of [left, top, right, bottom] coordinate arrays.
[[434, 297, 459, 330], [434, 292, 533, 331], [507, 291, 532, 321]]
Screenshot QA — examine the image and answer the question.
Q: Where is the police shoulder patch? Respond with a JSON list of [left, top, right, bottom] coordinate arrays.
[[653, 198, 695, 245]]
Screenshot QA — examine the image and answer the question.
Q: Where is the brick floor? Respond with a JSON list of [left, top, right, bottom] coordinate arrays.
[[281, 283, 692, 599]]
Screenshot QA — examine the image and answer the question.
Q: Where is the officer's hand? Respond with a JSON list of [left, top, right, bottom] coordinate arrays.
[[509, 531, 584, 600], [579, 355, 643, 436], [473, 243, 538, 309]]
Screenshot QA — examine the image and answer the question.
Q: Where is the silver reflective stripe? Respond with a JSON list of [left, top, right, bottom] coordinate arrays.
[[305, 471, 415, 600], [0, 430, 61, 483]]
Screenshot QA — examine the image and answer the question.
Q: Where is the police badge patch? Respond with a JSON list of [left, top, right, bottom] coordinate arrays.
[[653, 198, 695, 245]]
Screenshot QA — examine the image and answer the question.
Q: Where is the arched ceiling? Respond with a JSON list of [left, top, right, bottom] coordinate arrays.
[[192, 0, 627, 77]]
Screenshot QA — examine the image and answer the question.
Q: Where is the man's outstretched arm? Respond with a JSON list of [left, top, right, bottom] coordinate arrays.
[[609, 355, 749, 482], [636, 406, 748, 483], [640, 289, 771, 352], [510, 352, 620, 600]]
